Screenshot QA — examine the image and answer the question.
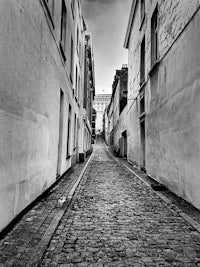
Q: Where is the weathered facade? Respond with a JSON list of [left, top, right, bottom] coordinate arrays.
[[80, 30, 95, 160], [104, 101, 113, 146], [92, 108, 96, 144], [104, 66, 128, 157], [124, 0, 200, 209], [0, 0, 95, 232], [93, 94, 111, 133]]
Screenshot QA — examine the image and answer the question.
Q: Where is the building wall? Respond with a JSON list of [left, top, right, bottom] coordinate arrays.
[[113, 82, 128, 154], [126, 0, 200, 208], [0, 0, 92, 232], [105, 101, 114, 146], [104, 67, 128, 154], [93, 94, 111, 133]]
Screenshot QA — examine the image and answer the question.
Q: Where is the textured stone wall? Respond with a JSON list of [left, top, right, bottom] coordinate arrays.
[[127, 0, 200, 208]]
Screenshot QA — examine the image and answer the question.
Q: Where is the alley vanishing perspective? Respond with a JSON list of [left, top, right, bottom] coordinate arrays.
[[1, 137, 200, 267]]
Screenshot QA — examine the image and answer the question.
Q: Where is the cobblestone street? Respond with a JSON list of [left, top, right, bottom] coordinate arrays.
[[1, 138, 200, 267], [39, 139, 200, 267]]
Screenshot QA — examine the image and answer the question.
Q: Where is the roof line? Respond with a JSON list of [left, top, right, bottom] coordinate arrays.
[[124, 0, 137, 49]]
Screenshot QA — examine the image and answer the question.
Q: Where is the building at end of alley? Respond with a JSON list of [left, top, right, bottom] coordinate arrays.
[[104, 0, 200, 210], [0, 0, 95, 232]]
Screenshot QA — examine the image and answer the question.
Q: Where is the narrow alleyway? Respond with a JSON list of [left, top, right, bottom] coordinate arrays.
[[1, 137, 200, 267], [39, 137, 200, 267]]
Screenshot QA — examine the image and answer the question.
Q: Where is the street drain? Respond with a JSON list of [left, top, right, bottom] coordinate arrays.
[[151, 184, 167, 191]]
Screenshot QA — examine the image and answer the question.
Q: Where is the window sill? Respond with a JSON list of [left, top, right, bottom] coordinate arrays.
[[70, 75, 73, 85], [139, 14, 145, 31], [139, 80, 146, 91], [60, 42, 66, 62], [140, 112, 146, 118], [148, 60, 160, 76], [41, 0, 55, 29], [139, 112, 146, 122]]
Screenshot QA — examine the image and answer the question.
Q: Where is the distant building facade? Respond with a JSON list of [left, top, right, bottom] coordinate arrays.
[[93, 94, 111, 133], [92, 108, 97, 143], [0, 0, 95, 232], [124, 0, 200, 209], [103, 66, 128, 157]]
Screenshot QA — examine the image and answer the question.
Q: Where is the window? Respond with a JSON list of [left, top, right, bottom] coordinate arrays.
[[60, 0, 67, 60], [71, 0, 75, 18], [141, 0, 145, 22], [76, 27, 79, 53], [70, 37, 74, 82], [79, 42, 81, 60], [66, 104, 71, 157], [140, 95, 145, 115], [140, 36, 145, 84], [78, 75, 81, 100], [73, 114, 77, 149], [43, 0, 54, 25], [46, 0, 54, 15], [151, 6, 158, 67], [75, 66, 78, 97]]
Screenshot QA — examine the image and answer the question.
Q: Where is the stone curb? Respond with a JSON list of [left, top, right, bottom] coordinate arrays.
[[29, 152, 94, 267], [106, 145, 200, 235]]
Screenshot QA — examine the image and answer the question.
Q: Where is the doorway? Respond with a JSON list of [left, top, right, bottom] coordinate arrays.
[[57, 89, 64, 177], [122, 130, 127, 158], [140, 119, 145, 170]]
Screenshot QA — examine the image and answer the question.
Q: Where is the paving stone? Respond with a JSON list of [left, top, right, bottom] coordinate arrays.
[[37, 139, 200, 266], [0, 159, 90, 266], [1, 139, 200, 266]]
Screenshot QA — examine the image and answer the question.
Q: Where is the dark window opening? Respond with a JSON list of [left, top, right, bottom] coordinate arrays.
[[140, 36, 145, 84], [70, 37, 74, 82], [140, 96, 145, 115], [66, 104, 72, 157], [141, 0, 145, 22], [60, 0, 67, 60], [151, 6, 158, 67]]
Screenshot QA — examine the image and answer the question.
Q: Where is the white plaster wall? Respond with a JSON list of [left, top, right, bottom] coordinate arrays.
[[113, 82, 128, 151], [127, 0, 200, 208], [127, 0, 142, 166], [0, 0, 82, 231], [146, 10, 200, 208]]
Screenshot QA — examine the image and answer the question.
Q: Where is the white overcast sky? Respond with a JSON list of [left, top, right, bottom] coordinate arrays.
[[82, 0, 132, 94]]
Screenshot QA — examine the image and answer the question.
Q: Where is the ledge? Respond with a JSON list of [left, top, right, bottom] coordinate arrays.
[[139, 80, 147, 92], [70, 75, 73, 85], [59, 42, 66, 62], [148, 60, 160, 76], [139, 112, 146, 120], [139, 14, 146, 31], [41, 0, 55, 30]]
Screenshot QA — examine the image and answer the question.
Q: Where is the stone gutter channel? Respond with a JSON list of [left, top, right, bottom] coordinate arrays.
[[0, 153, 93, 267], [1, 143, 200, 266], [29, 154, 93, 267], [106, 145, 200, 235]]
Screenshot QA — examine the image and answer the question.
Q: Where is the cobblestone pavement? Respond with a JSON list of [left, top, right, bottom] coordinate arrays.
[[39, 139, 200, 267], [0, 158, 90, 267]]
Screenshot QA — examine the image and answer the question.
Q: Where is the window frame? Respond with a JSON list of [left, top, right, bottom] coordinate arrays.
[[141, 0, 145, 24], [66, 104, 72, 158], [70, 36, 74, 83], [60, 0, 67, 61], [140, 36, 145, 85], [42, 0, 55, 27], [151, 6, 159, 67], [71, 0, 75, 19]]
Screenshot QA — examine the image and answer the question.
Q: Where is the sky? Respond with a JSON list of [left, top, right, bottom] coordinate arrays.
[[81, 0, 132, 94]]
